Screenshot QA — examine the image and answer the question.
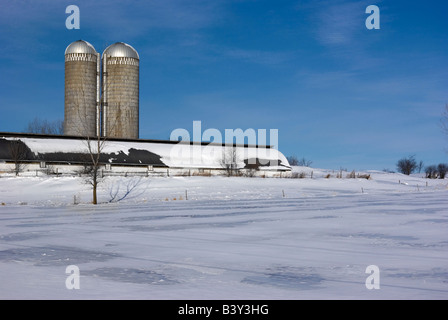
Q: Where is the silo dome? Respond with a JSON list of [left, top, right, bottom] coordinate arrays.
[[103, 42, 139, 59], [65, 40, 97, 55]]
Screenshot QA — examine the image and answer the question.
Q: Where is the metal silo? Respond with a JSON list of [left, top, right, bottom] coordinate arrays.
[[64, 40, 100, 137], [102, 42, 139, 139]]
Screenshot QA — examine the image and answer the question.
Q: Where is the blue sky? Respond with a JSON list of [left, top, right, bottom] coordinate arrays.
[[1, 0, 447, 170]]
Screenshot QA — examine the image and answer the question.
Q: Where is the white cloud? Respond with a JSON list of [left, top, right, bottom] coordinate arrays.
[[313, 0, 367, 46]]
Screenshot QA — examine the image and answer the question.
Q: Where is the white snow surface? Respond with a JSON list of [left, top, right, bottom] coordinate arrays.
[[0, 167, 447, 300]]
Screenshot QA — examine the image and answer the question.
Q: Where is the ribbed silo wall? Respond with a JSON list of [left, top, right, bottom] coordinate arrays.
[[64, 53, 98, 137], [103, 57, 139, 139]]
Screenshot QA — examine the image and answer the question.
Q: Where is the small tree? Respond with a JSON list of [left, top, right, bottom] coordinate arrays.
[[286, 155, 312, 167], [83, 135, 107, 204], [286, 155, 299, 166], [417, 160, 424, 173], [8, 139, 28, 176], [298, 157, 313, 167], [437, 163, 448, 179], [220, 145, 240, 177], [425, 165, 438, 179], [69, 82, 106, 204], [70, 79, 119, 204], [396, 155, 418, 175]]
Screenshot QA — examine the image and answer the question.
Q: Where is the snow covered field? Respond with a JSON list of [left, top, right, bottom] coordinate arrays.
[[1, 168, 447, 300]]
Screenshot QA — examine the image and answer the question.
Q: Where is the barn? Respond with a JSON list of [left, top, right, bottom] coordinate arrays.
[[0, 132, 291, 177]]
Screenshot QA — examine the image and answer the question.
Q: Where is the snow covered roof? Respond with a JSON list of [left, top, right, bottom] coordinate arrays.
[[0, 133, 291, 171]]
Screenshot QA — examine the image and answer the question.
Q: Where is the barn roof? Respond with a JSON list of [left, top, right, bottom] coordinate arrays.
[[0, 132, 291, 171]]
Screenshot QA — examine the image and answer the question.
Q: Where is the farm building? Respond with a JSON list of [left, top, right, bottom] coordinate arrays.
[[0, 132, 291, 177]]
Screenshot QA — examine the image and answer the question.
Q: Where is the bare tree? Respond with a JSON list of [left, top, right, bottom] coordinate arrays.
[[69, 82, 108, 204], [25, 117, 64, 135], [437, 163, 448, 179], [8, 139, 28, 176], [286, 155, 299, 166], [298, 157, 313, 167], [396, 155, 418, 175], [286, 155, 312, 167], [81, 110, 126, 204], [220, 145, 241, 177], [425, 165, 438, 179], [82, 135, 107, 204], [417, 160, 424, 173]]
